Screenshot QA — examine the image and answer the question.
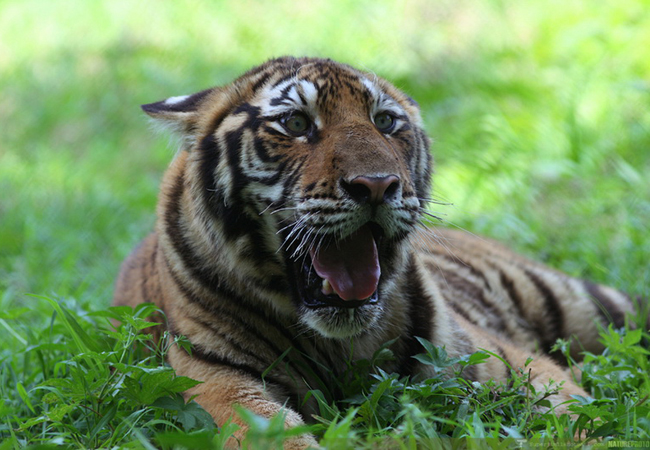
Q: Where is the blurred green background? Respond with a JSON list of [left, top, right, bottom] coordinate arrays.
[[1, 0, 649, 313]]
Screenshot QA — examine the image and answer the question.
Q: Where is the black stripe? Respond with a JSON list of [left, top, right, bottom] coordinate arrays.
[[232, 103, 262, 121], [433, 264, 505, 330], [246, 61, 280, 80], [447, 302, 475, 327], [163, 173, 203, 273], [392, 129, 414, 149], [261, 125, 294, 139], [297, 89, 308, 106], [304, 181, 317, 193], [250, 72, 272, 93], [196, 132, 230, 231], [438, 253, 490, 289], [204, 130, 257, 238], [163, 178, 215, 290], [342, 80, 357, 96], [415, 130, 432, 200], [524, 269, 565, 356], [253, 136, 282, 164], [503, 270, 548, 347], [282, 158, 306, 199], [188, 340, 296, 400], [267, 275, 289, 294], [360, 83, 373, 109], [224, 129, 246, 191], [197, 133, 221, 181], [202, 97, 241, 149], [435, 265, 487, 306], [269, 85, 294, 107], [271, 73, 295, 89], [495, 266, 528, 325], [246, 163, 287, 186]]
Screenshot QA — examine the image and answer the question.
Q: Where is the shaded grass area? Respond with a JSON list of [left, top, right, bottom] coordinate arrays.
[[1, 0, 649, 447]]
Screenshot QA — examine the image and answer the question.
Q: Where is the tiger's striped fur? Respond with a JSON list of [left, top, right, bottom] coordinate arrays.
[[114, 57, 641, 447]]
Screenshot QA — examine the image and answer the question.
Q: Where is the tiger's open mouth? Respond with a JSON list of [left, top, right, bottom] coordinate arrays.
[[294, 223, 384, 309]]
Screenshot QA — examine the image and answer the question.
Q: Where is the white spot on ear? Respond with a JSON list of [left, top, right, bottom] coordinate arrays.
[[164, 95, 190, 105]]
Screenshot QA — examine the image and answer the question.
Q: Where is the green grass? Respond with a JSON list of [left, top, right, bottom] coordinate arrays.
[[1, 0, 649, 448]]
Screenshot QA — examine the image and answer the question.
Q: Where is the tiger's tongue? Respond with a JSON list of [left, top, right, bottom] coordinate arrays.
[[310, 225, 380, 301]]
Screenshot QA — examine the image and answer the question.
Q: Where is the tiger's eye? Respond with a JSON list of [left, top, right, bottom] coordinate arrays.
[[284, 112, 311, 135], [374, 112, 395, 132]]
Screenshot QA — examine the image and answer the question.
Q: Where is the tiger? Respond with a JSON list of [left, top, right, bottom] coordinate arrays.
[[113, 56, 643, 448]]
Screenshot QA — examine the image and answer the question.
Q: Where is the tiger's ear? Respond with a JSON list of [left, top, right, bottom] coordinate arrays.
[[141, 88, 213, 139]]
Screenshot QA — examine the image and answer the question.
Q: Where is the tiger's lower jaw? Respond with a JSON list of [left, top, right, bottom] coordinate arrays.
[[299, 301, 384, 339]]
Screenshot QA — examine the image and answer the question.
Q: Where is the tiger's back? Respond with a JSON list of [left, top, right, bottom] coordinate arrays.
[[413, 228, 633, 357], [113, 57, 643, 448]]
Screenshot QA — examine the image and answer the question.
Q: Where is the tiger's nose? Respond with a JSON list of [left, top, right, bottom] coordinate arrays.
[[340, 175, 400, 205]]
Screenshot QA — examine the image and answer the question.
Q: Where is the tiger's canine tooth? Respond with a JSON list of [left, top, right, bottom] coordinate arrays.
[[321, 278, 334, 295]]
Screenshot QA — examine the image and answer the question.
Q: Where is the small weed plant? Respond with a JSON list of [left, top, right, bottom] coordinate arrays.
[[1, 298, 648, 449]]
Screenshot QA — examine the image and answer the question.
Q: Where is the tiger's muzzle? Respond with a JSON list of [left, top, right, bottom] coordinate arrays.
[[293, 175, 402, 310]]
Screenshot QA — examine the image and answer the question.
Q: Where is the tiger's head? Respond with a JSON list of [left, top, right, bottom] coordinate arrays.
[[146, 57, 432, 339]]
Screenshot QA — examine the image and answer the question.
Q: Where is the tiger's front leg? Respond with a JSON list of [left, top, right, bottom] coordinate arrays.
[[167, 344, 318, 449]]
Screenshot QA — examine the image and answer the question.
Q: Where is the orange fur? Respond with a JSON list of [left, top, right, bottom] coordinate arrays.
[[114, 57, 642, 447]]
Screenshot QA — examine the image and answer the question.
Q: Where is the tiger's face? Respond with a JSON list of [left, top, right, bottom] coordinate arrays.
[[147, 57, 432, 338]]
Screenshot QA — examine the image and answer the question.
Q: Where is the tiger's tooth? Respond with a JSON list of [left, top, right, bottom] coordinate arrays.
[[321, 279, 334, 295]]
